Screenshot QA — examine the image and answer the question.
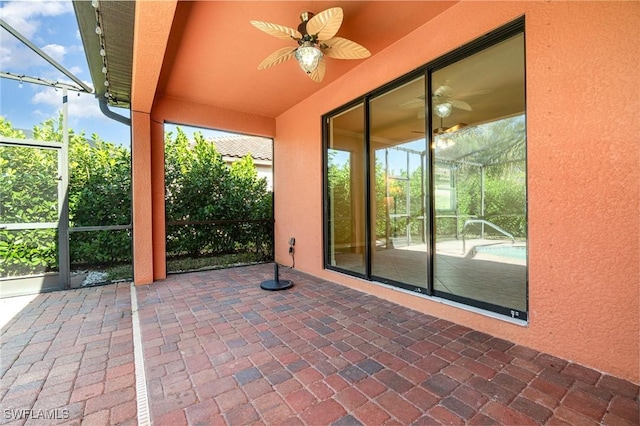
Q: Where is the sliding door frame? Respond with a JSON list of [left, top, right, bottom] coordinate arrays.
[[323, 17, 527, 319]]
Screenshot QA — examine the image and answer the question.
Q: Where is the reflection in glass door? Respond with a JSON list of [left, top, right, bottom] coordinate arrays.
[[323, 20, 527, 319], [369, 76, 429, 289], [326, 103, 366, 275], [432, 33, 527, 318]]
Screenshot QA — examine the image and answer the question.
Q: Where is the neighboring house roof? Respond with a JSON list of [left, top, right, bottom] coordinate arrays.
[[212, 135, 272, 162]]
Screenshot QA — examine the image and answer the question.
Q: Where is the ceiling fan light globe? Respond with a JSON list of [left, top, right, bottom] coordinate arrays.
[[434, 102, 453, 118], [295, 44, 323, 74]]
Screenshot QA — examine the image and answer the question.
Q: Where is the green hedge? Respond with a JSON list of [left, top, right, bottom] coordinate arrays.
[[164, 128, 273, 261], [0, 117, 273, 277]]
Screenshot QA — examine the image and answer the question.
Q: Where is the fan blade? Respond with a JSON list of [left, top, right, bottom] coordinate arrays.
[[445, 122, 467, 133], [258, 47, 297, 70], [433, 85, 452, 98], [250, 20, 302, 40], [457, 89, 492, 98], [450, 99, 472, 111], [321, 37, 371, 59], [308, 57, 326, 82], [397, 98, 425, 109], [306, 7, 343, 41]]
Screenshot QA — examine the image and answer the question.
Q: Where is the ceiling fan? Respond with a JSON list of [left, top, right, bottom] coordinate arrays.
[[411, 120, 468, 136], [250, 7, 371, 82], [399, 85, 474, 118], [432, 85, 473, 116], [433, 121, 468, 136]]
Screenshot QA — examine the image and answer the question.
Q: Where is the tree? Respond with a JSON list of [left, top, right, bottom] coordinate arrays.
[[68, 130, 132, 265], [327, 150, 353, 246], [164, 129, 273, 260], [437, 115, 527, 238], [1, 115, 273, 276], [0, 116, 132, 275], [0, 119, 58, 274]]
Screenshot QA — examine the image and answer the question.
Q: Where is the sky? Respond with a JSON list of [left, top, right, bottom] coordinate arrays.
[[0, 0, 236, 146], [0, 0, 134, 144]]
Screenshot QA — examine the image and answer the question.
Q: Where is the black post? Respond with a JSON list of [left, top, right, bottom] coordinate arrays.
[[260, 263, 293, 291]]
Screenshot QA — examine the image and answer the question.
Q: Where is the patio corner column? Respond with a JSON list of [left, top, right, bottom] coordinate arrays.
[[151, 118, 166, 280], [130, 0, 177, 284], [131, 110, 154, 285]]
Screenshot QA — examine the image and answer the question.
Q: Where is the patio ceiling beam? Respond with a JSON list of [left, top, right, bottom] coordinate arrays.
[[131, 0, 177, 114]]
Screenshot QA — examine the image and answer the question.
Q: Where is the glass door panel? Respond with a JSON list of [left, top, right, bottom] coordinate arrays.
[[369, 76, 429, 289], [327, 103, 366, 275], [432, 33, 527, 318]]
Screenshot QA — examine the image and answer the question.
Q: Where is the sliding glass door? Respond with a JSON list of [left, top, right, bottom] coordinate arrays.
[[432, 33, 527, 318], [324, 19, 527, 319], [326, 103, 366, 275], [369, 77, 429, 289]]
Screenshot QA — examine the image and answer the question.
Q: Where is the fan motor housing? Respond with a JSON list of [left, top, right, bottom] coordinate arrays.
[[298, 12, 315, 38]]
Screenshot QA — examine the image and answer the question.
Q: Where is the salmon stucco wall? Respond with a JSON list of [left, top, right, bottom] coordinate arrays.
[[274, 1, 639, 383], [131, 111, 154, 284], [150, 119, 166, 281], [153, 96, 276, 139]]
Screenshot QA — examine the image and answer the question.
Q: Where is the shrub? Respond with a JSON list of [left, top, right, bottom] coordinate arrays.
[[164, 129, 273, 261], [1, 117, 272, 276]]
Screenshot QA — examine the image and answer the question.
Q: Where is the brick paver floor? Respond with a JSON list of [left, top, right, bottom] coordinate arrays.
[[135, 264, 639, 425], [1, 263, 639, 425], [1, 283, 137, 425]]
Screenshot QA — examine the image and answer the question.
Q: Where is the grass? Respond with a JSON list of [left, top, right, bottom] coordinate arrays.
[[167, 252, 271, 274], [15, 251, 272, 287], [99, 252, 271, 279], [104, 264, 134, 281]]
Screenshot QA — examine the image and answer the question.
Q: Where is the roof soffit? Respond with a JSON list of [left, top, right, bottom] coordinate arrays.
[[73, 0, 134, 107], [76, 1, 459, 118], [157, 1, 458, 119]]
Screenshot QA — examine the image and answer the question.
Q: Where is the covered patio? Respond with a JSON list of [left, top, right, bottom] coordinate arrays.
[[2, 2, 638, 424], [68, 0, 640, 387], [1, 266, 638, 425]]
